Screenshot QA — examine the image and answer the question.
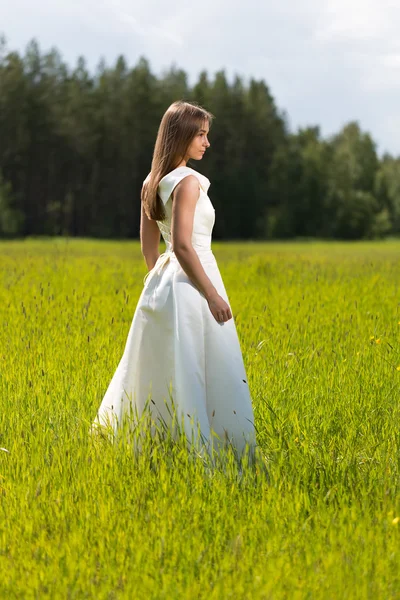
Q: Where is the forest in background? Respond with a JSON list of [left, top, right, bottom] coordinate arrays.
[[1, 35, 400, 241]]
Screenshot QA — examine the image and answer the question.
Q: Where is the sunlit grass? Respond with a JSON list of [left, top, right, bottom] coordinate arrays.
[[1, 237, 400, 598]]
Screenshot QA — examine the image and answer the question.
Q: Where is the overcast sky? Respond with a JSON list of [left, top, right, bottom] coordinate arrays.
[[2, 0, 400, 157]]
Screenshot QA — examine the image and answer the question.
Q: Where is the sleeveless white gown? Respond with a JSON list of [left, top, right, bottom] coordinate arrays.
[[91, 166, 257, 459]]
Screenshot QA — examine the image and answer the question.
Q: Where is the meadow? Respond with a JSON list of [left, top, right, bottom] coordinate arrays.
[[1, 237, 400, 599]]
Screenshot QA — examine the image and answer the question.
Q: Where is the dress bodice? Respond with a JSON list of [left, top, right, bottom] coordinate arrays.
[[144, 166, 215, 252]]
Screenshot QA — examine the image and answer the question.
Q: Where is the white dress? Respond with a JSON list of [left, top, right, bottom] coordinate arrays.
[[91, 166, 257, 459]]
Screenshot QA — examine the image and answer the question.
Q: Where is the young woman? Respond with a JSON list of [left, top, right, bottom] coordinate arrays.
[[91, 100, 258, 464]]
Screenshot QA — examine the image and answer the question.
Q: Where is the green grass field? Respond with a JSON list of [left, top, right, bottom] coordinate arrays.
[[1, 237, 400, 599]]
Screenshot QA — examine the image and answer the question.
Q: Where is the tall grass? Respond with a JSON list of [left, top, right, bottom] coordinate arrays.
[[0, 237, 399, 598]]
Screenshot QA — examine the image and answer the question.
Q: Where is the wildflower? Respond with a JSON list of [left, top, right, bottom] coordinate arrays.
[[375, 339, 381, 344], [397, 366, 400, 372], [370, 336, 375, 341], [393, 517, 400, 525]]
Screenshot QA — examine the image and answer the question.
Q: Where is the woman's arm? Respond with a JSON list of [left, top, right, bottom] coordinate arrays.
[[140, 196, 161, 271], [171, 175, 219, 302]]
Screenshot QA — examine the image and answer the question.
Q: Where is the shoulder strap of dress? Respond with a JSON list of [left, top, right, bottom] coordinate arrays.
[[157, 167, 210, 206]]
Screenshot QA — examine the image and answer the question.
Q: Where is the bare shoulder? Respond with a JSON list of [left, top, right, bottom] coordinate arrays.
[[173, 174, 201, 201]]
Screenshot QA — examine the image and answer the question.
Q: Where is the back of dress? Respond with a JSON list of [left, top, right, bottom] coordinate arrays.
[[146, 166, 216, 253]]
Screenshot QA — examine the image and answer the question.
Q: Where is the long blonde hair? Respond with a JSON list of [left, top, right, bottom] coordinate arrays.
[[141, 100, 215, 221]]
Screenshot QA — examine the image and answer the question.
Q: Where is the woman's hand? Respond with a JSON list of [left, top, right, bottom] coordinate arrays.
[[206, 292, 232, 323]]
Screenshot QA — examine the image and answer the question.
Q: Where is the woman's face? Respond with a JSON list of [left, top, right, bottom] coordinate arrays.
[[186, 121, 211, 161]]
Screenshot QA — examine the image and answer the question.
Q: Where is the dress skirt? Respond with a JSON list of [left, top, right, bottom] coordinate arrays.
[[91, 246, 257, 460]]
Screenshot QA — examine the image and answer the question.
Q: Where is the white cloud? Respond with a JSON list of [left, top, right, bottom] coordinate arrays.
[[312, 0, 400, 93], [315, 0, 392, 43]]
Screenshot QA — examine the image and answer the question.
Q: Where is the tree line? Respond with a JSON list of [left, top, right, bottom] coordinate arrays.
[[1, 35, 399, 240]]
